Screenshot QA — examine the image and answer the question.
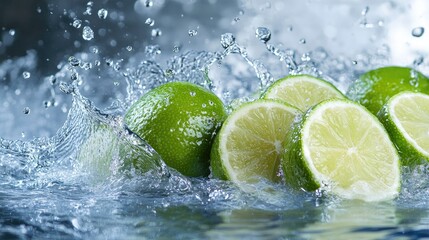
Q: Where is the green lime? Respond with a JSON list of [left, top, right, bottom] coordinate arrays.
[[125, 82, 226, 177], [262, 74, 345, 112], [282, 99, 400, 201], [378, 91, 429, 165], [210, 99, 300, 185], [347, 66, 429, 115], [77, 123, 163, 182]]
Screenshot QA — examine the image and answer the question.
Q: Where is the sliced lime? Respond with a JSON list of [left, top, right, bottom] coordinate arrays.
[[283, 99, 401, 201], [262, 74, 345, 112], [210, 99, 300, 185], [347, 66, 429, 115], [378, 91, 429, 165]]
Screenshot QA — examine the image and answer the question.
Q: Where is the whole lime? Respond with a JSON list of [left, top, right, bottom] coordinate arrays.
[[125, 82, 226, 177], [347, 66, 429, 115]]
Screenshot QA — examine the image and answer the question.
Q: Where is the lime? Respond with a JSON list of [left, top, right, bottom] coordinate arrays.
[[378, 91, 429, 165], [210, 99, 300, 184], [347, 66, 429, 115], [77, 124, 120, 181], [282, 99, 400, 201], [262, 74, 345, 112], [77, 123, 163, 181], [125, 82, 226, 177]]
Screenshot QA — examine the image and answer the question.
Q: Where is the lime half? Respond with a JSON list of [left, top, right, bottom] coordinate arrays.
[[347, 66, 429, 115], [282, 99, 401, 202], [378, 91, 429, 165], [210, 99, 300, 185], [262, 74, 345, 112]]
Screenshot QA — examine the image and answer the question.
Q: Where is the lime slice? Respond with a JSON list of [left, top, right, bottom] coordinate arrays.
[[347, 66, 429, 115], [210, 99, 300, 184], [262, 74, 345, 112], [378, 91, 429, 165], [282, 99, 401, 201]]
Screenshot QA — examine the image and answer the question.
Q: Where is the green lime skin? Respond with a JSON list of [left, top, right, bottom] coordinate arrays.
[[347, 66, 429, 115], [125, 82, 227, 177], [281, 112, 320, 191]]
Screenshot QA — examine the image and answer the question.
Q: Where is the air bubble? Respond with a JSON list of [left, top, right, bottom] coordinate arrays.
[[145, 0, 153, 7], [82, 26, 94, 41], [190, 91, 196, 97], [299, 38, 306, 44], [22, 71, 31, 79], [126, 46, 133, 51], [220, 33, 235, 49], [97, 9, 108, 19], [411, 27, 424, 37], [173, 45, 180, 53], [9, 29, 15, 36], [255, 27, 271, 43]]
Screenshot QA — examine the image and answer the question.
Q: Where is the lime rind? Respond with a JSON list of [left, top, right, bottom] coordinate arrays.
[[378, 91, 429, 165], [262, 74, 345, 112], [211, 99, 301, 185], [283, 99, 401, 201]]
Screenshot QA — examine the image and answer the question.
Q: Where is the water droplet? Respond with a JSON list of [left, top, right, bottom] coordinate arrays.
[[151, 28, 162, 37], [21, 132, 25, 138], [9, 29, 15, 36], [126, 45, 133, 51], [81, 62, 92, 70], [413, 56, 424, 66], [87, 1, 94, 6], [188, 29, 198, 37], [173, 45, 180, 53], [23, 107, 30, 114], [49, 75, 57, 85], [82, 26, 94, 41], [91, 46, 99, 54], [68, 56, 80, 67], [106, 59, 113, 66], [288, 26, 293, 31], [71, 72, 78, 81], [299, 38, 306, 44], [233, 17, 240, 22], [239, 10, 244, 15], [361, 6, 369, 16], [145, 0, 153, 7], [411, 27, 424, 37], [145, 18, 155, 26], [97, 9, 108, 19], [145, 45, 161, 56], [352, 60, 358, 65], [36, 7, 42, 13], [190, 91, 196, 97], [220, 33, 235, 48], [255, 27, 271, 43], [94, 60, 101, 66], [22, 71, 30, 79]]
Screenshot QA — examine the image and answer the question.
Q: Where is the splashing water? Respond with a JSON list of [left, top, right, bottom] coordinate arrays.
[[1, 1, 429, 239]]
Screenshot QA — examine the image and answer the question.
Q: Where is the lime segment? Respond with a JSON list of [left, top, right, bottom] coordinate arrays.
[[262, 74, 345, 112], [283, 99, 401, 201], [378, 91, 429, 165], [211, 99, 300, 185]]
